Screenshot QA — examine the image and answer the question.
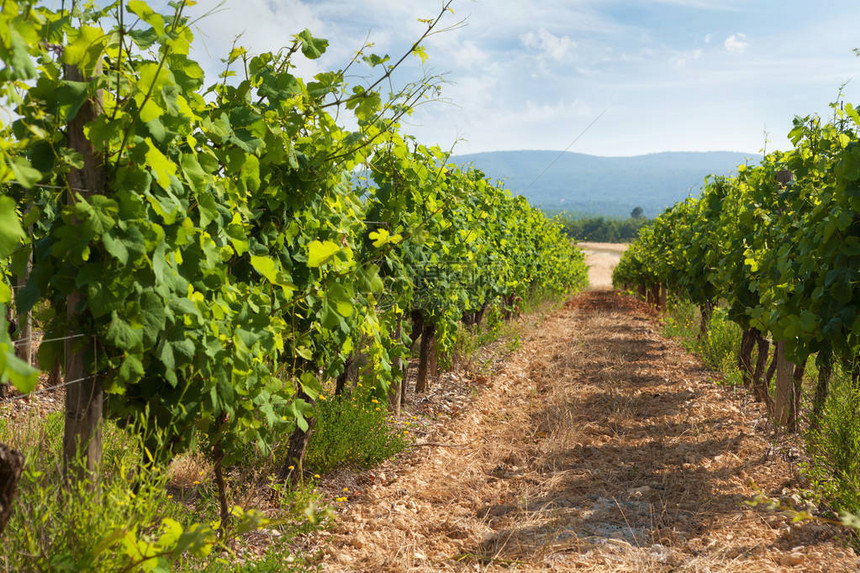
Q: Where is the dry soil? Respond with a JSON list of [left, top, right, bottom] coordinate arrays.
[[310, 291, 859, 571]]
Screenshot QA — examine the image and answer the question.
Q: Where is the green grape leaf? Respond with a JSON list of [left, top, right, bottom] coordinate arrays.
[[127, 0, 166, 36], [180, 153, 207, 193], [307, 240, 341, 268], [299, 372, 322, 401], [118, 354, 145, 384], [2, 23, 37, 79], [143, 140, 177, 188], [63, 25, 107, 76], [287, 398, 313, 432], [102, 232, 129, 265], [8, 157, 42, 189], [2, 347, 39, 394], [296, 30, 328, 60], [106, 313, 144, 351], [0, 197, 26, 258]]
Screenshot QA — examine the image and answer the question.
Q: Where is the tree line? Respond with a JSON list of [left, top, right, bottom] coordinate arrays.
[[554, 208, 648, 243]]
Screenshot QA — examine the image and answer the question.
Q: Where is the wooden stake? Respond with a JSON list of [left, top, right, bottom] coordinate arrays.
[[773, 341, 796, 428], [62, 63, 104, 481]]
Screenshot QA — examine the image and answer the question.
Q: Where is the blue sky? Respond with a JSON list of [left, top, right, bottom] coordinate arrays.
[[179, 0, 860, 157]]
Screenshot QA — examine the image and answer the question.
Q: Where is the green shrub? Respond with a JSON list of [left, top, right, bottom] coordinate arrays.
[[662, 298, 699, 343], [804, 370, 860, 516], [662, 299, 743, 386], [0, 412, 184, 571], [698, 308, 744, 385], [304, 391, 407, 475]]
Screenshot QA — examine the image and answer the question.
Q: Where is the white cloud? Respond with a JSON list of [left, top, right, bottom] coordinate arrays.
[[433, 39, 492, 71], [646, 0, 743, 8], [186, 0, 327, 79], [671, 49, 703, 68], [521, 28, 576, 61], [173, 0, 860, 157], [724, 33, 749, 54]]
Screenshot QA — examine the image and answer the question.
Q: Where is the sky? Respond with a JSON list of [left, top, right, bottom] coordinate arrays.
[[173, 1, 860, 157]]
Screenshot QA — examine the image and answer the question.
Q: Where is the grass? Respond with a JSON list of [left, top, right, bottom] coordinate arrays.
[[662, 299, 744, 386], [803, 367, 860, 520], [451, 288, 571, 375], [0, 410, 184, 572], [0, 402, 336, 571], [304, 388, 407, 475]]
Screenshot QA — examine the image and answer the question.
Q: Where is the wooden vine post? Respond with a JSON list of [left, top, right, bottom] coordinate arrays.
[[14, 255, 33, 368], [279, 386, 316, 485], [13, 196, 34, 372], [771, 170, 799, 430], [660, 284, 668, 312], [772, 341, 797, 428], [697, 301, 715, 342], [62, 63, 104, 481], [415, 321, 435, 393]]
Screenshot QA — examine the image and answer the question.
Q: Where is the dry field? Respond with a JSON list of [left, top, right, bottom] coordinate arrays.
[[308, 291, 859, 571], [578, 242, 627, 290]]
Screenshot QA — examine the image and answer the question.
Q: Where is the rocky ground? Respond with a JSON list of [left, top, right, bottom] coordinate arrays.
[[307, 289, 859, 571]]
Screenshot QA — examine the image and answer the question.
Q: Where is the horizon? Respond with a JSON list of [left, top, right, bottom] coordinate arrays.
[[445, 148, 751, 219], [451, 149, 763, 159]]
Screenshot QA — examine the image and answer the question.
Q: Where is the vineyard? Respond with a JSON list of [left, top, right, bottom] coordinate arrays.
[[614, 100, 860, 534], [0, 1, 590, 570], [4, 1, 860, 571]]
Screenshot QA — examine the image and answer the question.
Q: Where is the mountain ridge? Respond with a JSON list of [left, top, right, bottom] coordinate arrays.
[[452, 150, 761, 218]]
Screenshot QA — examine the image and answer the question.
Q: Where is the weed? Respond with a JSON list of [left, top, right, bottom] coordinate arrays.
[[505, 334, 521, 354], [662, 299, 743, 386], [0, 408, 297, 572], [304, 391, 407, 475], [0, 411, 184, 572], [804, 370, 860, 519]]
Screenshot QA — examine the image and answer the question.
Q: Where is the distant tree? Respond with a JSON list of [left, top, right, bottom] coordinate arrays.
[[556, 212, 649, 243], [630, 206, 644, 220]]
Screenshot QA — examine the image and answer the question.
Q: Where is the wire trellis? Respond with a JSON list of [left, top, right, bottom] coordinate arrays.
[[0, 333, 99, 405], [0, 373, 100, 405]]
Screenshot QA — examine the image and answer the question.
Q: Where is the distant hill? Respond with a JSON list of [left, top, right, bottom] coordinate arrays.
[[452, 150, 761, 218]]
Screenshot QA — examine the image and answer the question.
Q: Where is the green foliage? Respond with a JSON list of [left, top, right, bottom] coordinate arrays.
[[663, 300, 744, 385], [557, 213, 648, 243], [304, 391, 407, 474], [805, 373, 860, 516]]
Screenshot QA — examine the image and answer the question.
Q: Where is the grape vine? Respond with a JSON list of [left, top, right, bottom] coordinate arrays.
[[614, 100, 860, 430], [0, 0, 588, 502]]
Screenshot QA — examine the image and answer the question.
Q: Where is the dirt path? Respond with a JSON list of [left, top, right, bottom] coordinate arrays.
[[312, 292, 857, 571], [579, 242, 627, 290]]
